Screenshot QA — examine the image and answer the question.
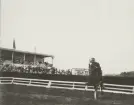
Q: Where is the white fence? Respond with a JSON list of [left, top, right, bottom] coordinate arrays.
[[0, 77, 134, 95]]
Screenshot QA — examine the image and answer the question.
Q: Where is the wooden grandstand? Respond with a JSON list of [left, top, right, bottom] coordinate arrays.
[[0, 47, 54, 68]]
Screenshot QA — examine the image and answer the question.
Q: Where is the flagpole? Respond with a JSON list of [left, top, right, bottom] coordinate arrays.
[[0, 0, 2, 47], [12, 38, 16, 65], [0, 0, 1, 59], [12, 51, 14, 65]]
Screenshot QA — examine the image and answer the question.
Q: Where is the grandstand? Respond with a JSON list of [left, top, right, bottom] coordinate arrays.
[[0, 47, 54, 69]]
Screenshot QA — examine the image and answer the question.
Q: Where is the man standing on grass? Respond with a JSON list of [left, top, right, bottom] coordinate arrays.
[[87, 58, 103, 88]]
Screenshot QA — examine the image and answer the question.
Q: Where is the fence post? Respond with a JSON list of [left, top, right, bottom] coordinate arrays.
[[72, 82, 75, 89], [85, 85, 87, 91], [11, 78, 14, 84], [47, 81, 51, 88], [29, 80, 31, 85], [132, 87, 134, 93]]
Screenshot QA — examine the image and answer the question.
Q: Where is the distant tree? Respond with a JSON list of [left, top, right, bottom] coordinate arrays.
[[120, 71, 134, 77]]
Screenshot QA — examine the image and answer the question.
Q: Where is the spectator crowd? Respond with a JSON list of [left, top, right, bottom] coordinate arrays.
[[0, 64, 72, 75]]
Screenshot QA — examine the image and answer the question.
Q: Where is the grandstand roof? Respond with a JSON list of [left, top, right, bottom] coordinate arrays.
[[0, 47, 54, 58]]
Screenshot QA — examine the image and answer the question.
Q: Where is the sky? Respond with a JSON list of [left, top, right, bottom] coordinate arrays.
[[0, 0, 134, 74]]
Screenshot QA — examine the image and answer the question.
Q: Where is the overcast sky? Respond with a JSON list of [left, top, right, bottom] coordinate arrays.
[[0, 0, 134, 74]]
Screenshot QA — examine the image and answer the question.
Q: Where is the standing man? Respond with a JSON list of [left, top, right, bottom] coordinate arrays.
[[87, 58, 103, 86]]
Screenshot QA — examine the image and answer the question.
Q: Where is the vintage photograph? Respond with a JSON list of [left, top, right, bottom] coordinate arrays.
[[0, 0, 134, 105]]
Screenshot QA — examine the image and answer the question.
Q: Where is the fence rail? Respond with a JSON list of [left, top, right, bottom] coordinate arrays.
[[0, 77, 134, 95]]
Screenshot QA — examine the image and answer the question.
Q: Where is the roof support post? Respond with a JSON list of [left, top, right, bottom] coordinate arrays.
[[23, 53, 25, 66], [34, 55, 36, 65], [52, 57, 54, 66], [0, 50, 1, 65], [0, 49, 1, 59], [12, 51, 14, 66]]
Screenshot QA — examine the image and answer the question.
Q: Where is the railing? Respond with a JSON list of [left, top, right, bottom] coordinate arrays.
[[0, 77, 134, 95]]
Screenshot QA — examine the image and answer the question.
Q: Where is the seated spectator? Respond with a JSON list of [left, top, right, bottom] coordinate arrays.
[[0, 63, 73, 76]]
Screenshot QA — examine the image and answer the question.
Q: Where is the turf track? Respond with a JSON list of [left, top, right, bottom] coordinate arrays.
[[0, 84, 134, 105]]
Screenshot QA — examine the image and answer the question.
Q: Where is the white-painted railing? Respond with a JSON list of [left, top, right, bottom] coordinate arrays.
[[0, 77, 134, 95]]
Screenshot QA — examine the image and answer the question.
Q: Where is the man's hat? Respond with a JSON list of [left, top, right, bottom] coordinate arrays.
[[89, 57, 95, 62]]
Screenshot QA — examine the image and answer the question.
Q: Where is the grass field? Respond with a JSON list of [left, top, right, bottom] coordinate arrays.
[[0, 84, 134, 105]]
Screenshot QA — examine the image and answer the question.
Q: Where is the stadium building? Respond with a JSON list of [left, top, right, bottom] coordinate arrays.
[[0, 47, 54, 69]]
